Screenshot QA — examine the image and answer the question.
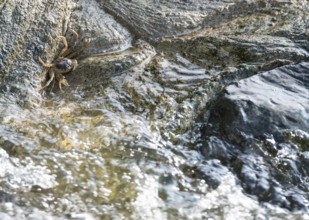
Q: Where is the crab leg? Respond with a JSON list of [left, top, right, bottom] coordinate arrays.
[[41, 69, 55, 89], [68, 29, 79, 43], [58, 36, 68, 57], [38, 57, 53, 68], [66, 38, 91, 59], [61, 29, 80, 58]]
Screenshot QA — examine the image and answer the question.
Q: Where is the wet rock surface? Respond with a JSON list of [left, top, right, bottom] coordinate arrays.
[[0, 0, 308, 219], [201, 62, 309, 211]]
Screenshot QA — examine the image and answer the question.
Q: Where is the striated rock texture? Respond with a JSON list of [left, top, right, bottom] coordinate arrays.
[[100, 0, 306, 40], [0, 0, 308, 219], [0, 0, 130, 105], [1, 0, 308, 106], [0, 0, 72, 104]]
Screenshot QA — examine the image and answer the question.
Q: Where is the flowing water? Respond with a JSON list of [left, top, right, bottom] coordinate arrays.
[[0, 48, 308, 219], [0, 1, 309, 219]]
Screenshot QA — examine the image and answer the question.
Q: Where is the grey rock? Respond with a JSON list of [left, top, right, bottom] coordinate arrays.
[[0, 0, 309, 218], [100, 0, 304, 40], [210, 62, 309, 134], [202, 62, 309, 210], [0, 0, 131, 106]]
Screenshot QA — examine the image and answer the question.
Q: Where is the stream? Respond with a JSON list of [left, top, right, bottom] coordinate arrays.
[[0, 0, 308, 219]]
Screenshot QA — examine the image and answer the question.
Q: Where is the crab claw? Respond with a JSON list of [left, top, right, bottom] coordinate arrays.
[[55, 72, 69, 91], [58, 78, 69, 91]]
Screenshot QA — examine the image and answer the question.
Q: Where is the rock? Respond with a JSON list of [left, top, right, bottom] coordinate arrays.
[[66, 40, 156, 91], [209, 62, 309, 135], [201, 62, 309, 210], [155, 2, 309, 68], [100, 0, 298, 40], [69, 0, 131, 54], [0, 0, 131, 106], [0, 0, 309, 218]]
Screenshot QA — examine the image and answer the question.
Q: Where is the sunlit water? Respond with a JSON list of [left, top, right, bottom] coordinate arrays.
[[0, 52, 308, 220]]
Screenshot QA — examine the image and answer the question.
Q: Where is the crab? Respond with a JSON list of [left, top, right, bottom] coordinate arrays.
[[38, 29, 88, 91]]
